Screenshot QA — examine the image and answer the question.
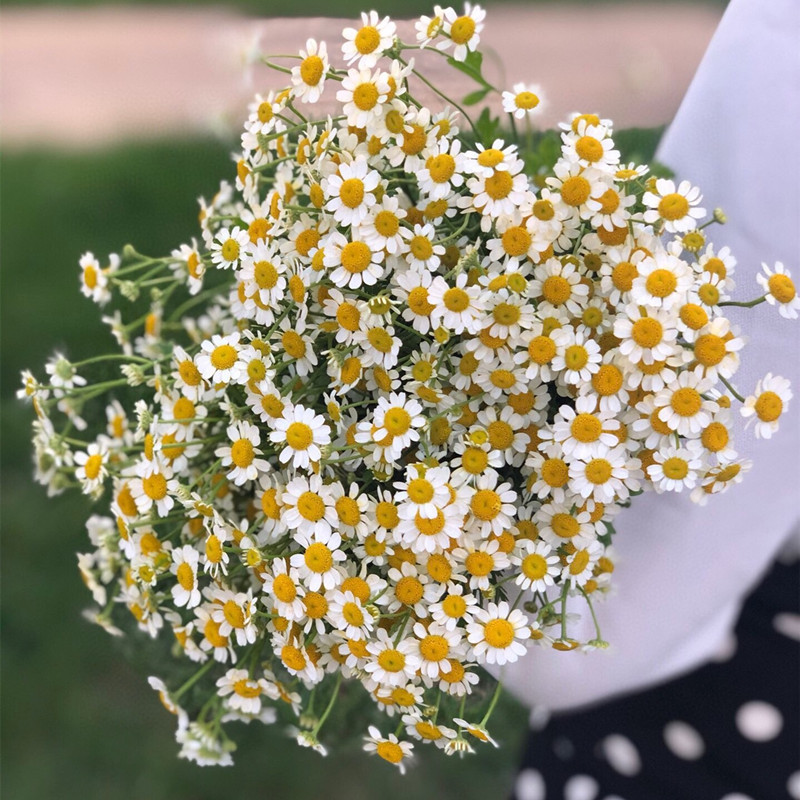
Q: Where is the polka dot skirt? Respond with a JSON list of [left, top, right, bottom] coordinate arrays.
[[512, 556, 799, 800]]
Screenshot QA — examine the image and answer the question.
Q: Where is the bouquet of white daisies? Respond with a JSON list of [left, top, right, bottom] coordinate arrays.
[[20, 4, 797, 772]]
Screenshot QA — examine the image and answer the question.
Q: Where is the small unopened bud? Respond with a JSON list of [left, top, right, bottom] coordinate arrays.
[[122, 363, 146, 387], [118, 280, 140, 301], [713, 207, 727, 224]]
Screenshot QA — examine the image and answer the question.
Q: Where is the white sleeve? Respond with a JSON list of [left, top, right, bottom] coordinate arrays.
[[495, 0, 800, 713]]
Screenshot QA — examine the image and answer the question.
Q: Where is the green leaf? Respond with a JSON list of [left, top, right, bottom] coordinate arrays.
[[474, 107, 501, 146], [446, 50, 491, 89], [462, 88, 490, 106]]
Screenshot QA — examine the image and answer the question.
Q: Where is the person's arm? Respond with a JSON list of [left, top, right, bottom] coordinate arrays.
[[496, 0, 800, 712]]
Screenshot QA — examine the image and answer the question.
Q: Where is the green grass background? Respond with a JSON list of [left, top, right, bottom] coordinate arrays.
[[0, 0, 666, 792]]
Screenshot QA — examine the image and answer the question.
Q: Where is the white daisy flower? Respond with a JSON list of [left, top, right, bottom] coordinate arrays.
[[262, 559, 306, 621], [647, 441, 706, 493], [209, 226, 250, 270], [654, 367, 718, 438], [630, 249, 693, 311], [466, 600, 530, 666], [643, 178, 706, 233], [430, 583, 479, 630], [568, 445, 642, 504], [363, 726, 414, 774], [336, 67, 391, 128], [216, 668, 275, 716], [291, 39, 329, 104], [512, 539, 560, 593], [196, 332, 246, 385], [757, 261, 800, 319], [741, 373, 793, 439], [215, 420, 269, 486], [502, 82, 543, 119], [290, 535, 347, 592], [429, 273, 485, 335], [74, 441, 109, 495], [614, 303, 679, 365], [270, 403, 330, 471], [364, 629, 421, 687], [561, 540, 604, 587], [323, 157, 381, 227], [342, 11, 396, 68], [440, 3, 486, 62], [324, 230, 385, 290], [402, 712, 458, 749], [282, 474, 339, 545], [171, 545, 202, 609], [361, 195, 408, 255]]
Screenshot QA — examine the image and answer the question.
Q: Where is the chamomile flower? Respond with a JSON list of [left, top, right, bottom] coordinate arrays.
[[643, 178, 706, 233], [741, 373, 793, 439], [74, 442, 109, 495], [363, 726, 414, 774], [647, 441, 705, 493], [291, 39, 329, 104], [757, 261, 800, 319], [282, 474, 339, 544], [569, 445, 642, 504], [440, 3, 486, 62], [196, 332, 246, 385], [79, 251, 113, 306], [171, 545, 202, 609], [342, 11, 396, 68], [262, 559, 306, 621], [324, 230, 385, 289], [364, 629, 421, 686], [467, 601, 530, 665], [337, 67, 391, 128], [502, 83, 543, 119], [210, 226, 250, 270], [216, 669, 275, 716], [512, 539, 560, 593], [271, 403, 330, 470], [429, 273, 485, 335], [654, 367, 718, 438], [323, 158, 381, 227], [216, 421, 269, 486]]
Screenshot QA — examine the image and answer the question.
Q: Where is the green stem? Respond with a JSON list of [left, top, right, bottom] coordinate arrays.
[[312, 673, 342, 736], [719, 374, 746, 403], [479, 680, 503, 727], [718, 296, 767, 309], [173, 658, 216, 700]]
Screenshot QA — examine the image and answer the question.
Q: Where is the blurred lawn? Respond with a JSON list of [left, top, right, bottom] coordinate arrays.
[[0, 127, 661, 799]]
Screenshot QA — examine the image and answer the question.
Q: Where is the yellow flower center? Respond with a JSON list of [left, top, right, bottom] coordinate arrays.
[[515, 91, 539, 110], [231, 438, 255, 468], [415, 510, 445, 537], [83, 265, 98, 289], [257, 101, 273, 124], [383, 407, 411, 435], [143, 473, 168, 500], [484, 170, 513, 200], [662, 457, 689, 480], [542, 275, 572, 305], [378, 649, 406, 672], [374, 210, 400, 237], [569, 549, 591, 575], [376, 740, 404, 765], [698, 283, 720, 306], [680, 303, 709, 330], [533, 199, 555, 220], [551, 513, 579, 538], [353, 82, 379, 111], [470, 490, 501, 521], [541, 457, 569, 487], [273, 573, 297, 603], [336, 496, 361, 526], [340, 241, 372, 273], [658, 193, 690, 221], [702, 421, 729, 452], [223, 599, 245, 628], [561, 175, 591, 206], [442, 594, 467, 618], [671, 387, 702, 417], [768, 273, 796, 303], [355, 25, 381, 54], [83, 454, 103, 480], [592, 364, 623, 396], [401, 124, 427, 155], [488, 420, 514, 450], [645, 268, 678, 298], [755, 391, 783, 422], [612, 261, 638, 292], [694, 334, 726, 367], [450, 15, 476, 44], [176, 562, 194, 590], [221, 238, 240, 262], [252, 260, 278, 290], [342, 601, 364, 626], [281, 644, 306, 671], [285, 421, 313, 451], [233, 679, 262, 699], [528, 335, 556, 365], [260, 393, 284, 419], [585, 459, 612, 484], [407, 477, 435, 504], [477, 148, 504, 167], [300, 54, 324, 86], [522, 553, 547, 580], [598, 188, 620, 214], [443, 286, 470, 312], [631, 317, 663, 348], [409, 235, 434, 261], [304, 542, 333, 573], [571, 413, 602, 442], [489, 368, 516, 389], [395, 576, 423, 605], [484, 618, 515, 648], [462, 447, 488, 474], [282, 330, 306, 359], [298, 492, 326, 523], [575, 136, 603, 162], [426, 153, 456, 183], [339, 177, 365, 209], [565, 345, 589, 370], [420, 634, 449, 661], [210, 345, 237, 371]]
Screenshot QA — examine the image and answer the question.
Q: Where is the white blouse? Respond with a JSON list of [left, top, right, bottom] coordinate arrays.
[[495, 0, 800, 712]]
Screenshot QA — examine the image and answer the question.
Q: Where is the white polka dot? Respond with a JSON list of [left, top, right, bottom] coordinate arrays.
[[529, 705, 551, 731], [711, 632, 738, 662], [788, 770, 800, 799], [719, 794, 754, 800], [663, 720, 705, 760], [773, 612, 800, 641], [564, 775, 599, 800], [515, 768, 546, 800], [601, 734, 641, 776], [553, 735, 575, 760], [735, 701, 783, 742]]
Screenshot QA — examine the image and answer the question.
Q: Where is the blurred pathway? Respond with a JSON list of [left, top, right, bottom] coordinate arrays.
[[0, 5, 722, 147]]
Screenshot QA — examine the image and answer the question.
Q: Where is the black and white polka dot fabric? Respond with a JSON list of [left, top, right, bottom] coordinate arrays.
[[511, 556, 799, 800]]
